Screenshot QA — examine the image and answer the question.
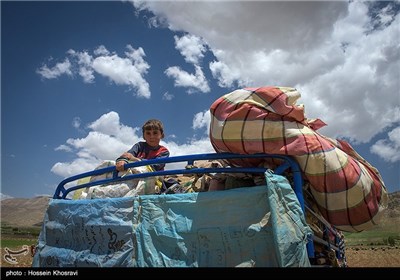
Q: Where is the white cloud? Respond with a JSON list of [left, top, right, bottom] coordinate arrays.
[[67, 49, 95, 83], [370, 126, 400, 163], [36, 58, 72, 79], [369, 2, 398, 29], [52, 111, 138, 177], [94, 45, 110, 56], [209, 59, 245, 88], [87, 111, 137, 144], [72, 117, 81, 129], [174, 34, 207, 65], [165, 65, 210, 93], [163, 137, 214, 170], [132, 1, 348, 53], [298, 2, 400, 143], [165, 34, 210, 93], [133, 1, 400, 147], [51, 157, 101, 179], [55, 144, 72, 152], [192, 110, 210, 131], [165, 137, 214, 158], [38, 45, 151, 98], [92, 45, 151, 98], [162, 91, 174, 100]]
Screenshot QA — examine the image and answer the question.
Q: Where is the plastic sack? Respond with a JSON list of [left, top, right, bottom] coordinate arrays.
[[73, 161, 161, 199]]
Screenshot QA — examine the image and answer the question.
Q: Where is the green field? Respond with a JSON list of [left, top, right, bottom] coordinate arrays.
[[344, 222, 400, 246], [1, 238, 38, 248], [1, 223, 40, 248]]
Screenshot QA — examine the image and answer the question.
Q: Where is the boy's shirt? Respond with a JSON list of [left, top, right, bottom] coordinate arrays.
[[127, 141, 170, 171]]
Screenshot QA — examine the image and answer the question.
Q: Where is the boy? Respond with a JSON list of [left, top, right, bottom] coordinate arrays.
[[115, 119, 170, 172]]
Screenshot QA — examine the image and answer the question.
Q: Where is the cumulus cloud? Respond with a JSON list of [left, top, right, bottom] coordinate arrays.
[[192, 110, 210, 131], [37, 45, 151, 98], [36, 58, 72, 79], [67, 49, 95, 83], [209, 59, 245, 88], [55, 144, 72, 152], [165, 34, 210, 93], [174, 34, 207, 65], [92, 45, 151, 98], [72, 117, 81, 129], [132, 0, 400, 149], [94, 45, 110, 56], [165, 65, 210, 93], [370, 126, 400, 163], [52, 111, 138, 177], [51, 157, 101, 179], [162, 91, 174, 100]]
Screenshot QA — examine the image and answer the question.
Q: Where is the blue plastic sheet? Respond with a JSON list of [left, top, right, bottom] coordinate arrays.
[[32, 197, 135, 267], [33, 171, 311, 267]]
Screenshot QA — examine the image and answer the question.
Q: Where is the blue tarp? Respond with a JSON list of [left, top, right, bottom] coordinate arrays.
[[32, 171, 312, 267]]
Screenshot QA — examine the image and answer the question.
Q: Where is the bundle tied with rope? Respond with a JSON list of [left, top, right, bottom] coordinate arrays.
[[209, 86, 389, 232]]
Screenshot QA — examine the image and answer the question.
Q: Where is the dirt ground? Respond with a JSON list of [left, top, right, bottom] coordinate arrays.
[[0, 246, 34, 268], [345, 246, 400, 268], [1, 245, 399, 268]]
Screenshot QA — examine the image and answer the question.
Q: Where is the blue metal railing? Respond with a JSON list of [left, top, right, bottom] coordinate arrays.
[[54, 153, 301, 199]]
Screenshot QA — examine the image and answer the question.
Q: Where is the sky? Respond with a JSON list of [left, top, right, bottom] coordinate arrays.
[[1, 0, 399, 199]]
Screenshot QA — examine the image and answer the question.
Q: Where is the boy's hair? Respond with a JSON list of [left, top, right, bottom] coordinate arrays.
[[142, 119, 164, 138]]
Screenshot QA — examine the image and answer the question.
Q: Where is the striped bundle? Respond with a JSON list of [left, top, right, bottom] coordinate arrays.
[[209, 86, 388, 232]]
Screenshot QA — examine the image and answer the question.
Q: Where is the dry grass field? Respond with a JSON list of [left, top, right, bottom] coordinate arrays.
[[345, 246, 400, 267]]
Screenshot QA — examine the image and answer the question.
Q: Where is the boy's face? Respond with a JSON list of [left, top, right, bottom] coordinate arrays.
[[143, 129, 163, 147]]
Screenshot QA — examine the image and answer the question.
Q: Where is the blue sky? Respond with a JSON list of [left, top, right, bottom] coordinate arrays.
[[1, 0, 399, 199]]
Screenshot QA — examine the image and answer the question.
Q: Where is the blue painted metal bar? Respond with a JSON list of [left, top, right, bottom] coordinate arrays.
[[54, 153, 299, 199]]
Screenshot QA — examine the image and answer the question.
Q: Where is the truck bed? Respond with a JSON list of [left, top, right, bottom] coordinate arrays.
[[32, 153, 346, 267]]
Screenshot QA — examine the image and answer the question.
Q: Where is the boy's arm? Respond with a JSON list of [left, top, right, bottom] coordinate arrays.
[[115, 152, 140, 171]]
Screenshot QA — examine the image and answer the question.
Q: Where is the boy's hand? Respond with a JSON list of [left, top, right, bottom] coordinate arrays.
[[115, 153, 141, 171], [115, 161, 126, 171], [120, 152, 134, 161]]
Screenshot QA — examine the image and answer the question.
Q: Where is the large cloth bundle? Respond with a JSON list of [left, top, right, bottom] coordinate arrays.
[[209, 86, 388, 232]]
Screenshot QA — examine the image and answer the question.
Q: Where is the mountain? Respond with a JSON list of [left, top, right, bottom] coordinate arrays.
[[387, 190, 400, 215], [382, 190, 400, 224], [1, 196, 51, 228]]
